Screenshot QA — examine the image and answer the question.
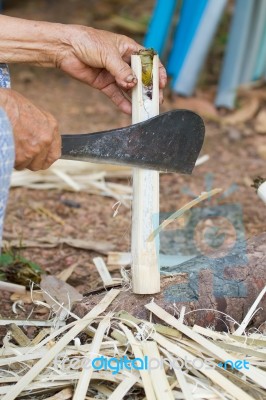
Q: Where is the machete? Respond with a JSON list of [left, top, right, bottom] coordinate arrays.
[[61, 109, 205, 174]]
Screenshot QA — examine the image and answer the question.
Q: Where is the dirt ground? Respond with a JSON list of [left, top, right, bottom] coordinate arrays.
[[1, 0, 266, 321]]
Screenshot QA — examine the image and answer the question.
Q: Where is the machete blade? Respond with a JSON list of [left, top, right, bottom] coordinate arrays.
[[61, 109, 205, 174]]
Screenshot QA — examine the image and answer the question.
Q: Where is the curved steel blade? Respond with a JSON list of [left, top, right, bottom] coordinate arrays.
[[61, 109, 205, 174]]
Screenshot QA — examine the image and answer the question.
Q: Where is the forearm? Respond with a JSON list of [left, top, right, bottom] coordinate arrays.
[[0, 15, 69, 66]]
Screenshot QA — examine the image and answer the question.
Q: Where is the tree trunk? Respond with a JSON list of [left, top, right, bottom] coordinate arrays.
[[73, 233, 266, 331]]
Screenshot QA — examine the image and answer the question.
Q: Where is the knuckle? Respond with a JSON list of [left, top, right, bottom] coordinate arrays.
[[42, 135, 53, 146], [15, 152, 32, 165], [46, 150, 60, 165], [118, 64, 130, 75], [42, 160, 54, 170], [42, 131, 54, 146], [29, 165, 39, 172]]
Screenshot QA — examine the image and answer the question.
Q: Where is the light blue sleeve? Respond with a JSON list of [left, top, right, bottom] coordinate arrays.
[[0, 64, 14, 251]]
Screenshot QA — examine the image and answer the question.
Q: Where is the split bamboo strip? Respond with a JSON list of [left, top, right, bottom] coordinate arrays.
[[234, 285, 266, 335], [73, 317, 110, 400], [0, 319, 65, 327], [142, 340, 175, 400], [131, 51, 160, 294], [91, 383, 113, 397], [2, 289, 120, 400], [160, 348, 194, 400], [147, 188, 222, 242], [44, 388, 73, 400], [93, 257, 113, 286], [0, 281, 26, 294], [153, 332, 255, 400], [120, 324, 157, 400], [108, 375, 139, 400], [145, 302, 266, 388]]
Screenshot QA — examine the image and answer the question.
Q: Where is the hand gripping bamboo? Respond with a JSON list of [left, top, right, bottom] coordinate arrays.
[[131, 50, 160, 294]]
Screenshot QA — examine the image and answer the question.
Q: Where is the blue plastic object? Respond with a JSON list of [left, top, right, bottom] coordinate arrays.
[[253, 4, 266, 80], [144, 0, 178, 56], [167, 0, 208, 76], [240, 0, 266, 83], [215, 0, 254, 108], [173, 0, 226, 96]]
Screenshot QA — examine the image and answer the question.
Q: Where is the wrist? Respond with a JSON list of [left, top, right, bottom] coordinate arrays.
[[0, 15, 70, 67]]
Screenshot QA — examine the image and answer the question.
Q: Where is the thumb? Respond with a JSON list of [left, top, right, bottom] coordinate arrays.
[[105, 50, 137, 89]]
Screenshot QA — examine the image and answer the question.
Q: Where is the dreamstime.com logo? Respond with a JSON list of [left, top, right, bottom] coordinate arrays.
[[152, 174, 248, 302], [53, 355, 250, 375]]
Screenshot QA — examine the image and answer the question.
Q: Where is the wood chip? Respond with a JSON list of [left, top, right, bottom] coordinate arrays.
[[93, 257, 113, 286], [3, 236, 114, 255]]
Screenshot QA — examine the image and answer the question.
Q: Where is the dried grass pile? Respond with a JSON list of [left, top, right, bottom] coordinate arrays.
[[0, 288, 266, 400]]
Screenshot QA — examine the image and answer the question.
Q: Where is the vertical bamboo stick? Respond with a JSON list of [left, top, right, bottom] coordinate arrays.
[[131, 50, 160, 294]]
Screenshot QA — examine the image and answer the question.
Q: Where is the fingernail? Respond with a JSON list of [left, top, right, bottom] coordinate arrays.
[[126, 74, 137, 83]]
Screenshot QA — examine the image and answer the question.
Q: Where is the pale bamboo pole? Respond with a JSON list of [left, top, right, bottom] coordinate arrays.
[[0, 281, 26, 294], [131, 51, 160, 294]]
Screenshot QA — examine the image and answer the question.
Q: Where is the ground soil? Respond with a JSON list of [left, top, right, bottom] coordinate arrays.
[[1, 0, 266, 327]]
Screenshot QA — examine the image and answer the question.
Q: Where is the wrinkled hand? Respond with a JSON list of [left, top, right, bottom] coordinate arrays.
[[0, 89, 61, 171], [57, 27, 167, 114]]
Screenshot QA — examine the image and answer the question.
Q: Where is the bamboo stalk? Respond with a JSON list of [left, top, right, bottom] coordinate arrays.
[[131, 50, 160, 294]]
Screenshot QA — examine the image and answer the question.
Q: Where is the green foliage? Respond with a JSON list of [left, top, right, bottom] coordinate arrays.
[[0, 250, 43, 286]]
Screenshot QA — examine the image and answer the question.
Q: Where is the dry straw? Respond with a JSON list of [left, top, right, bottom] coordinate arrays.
[[0, 286, 265, 399]]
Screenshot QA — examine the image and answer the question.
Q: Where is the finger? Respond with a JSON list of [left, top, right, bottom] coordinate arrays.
[[120, 44, 144, 64], [101, 82, 132, 114], [42, 132, 62, 170], [122, 49, 167, 90], [105, 50, 138, 90], [27, 146, 50, 171], [159, 89, 164, 105], [159, 63, 167, 89], [15, 160, 32, 171], [14, 150, 34, 170]]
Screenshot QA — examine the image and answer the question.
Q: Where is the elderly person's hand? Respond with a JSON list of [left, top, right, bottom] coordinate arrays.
[[57, 28, 167, 114], [0, 89, 61, 171], [0, 16, 167, 114]]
